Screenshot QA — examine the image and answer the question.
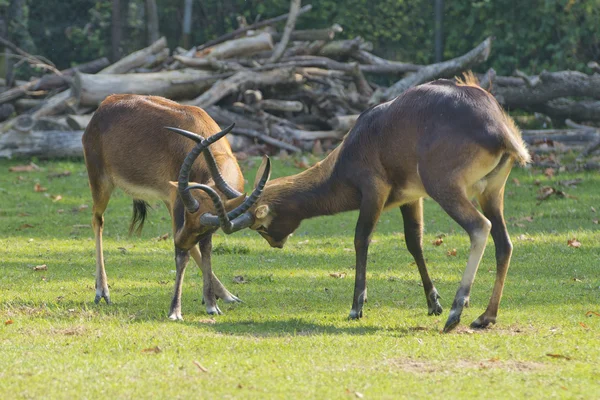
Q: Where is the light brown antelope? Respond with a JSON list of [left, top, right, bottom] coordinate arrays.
[[82, 94, 271, 320], [198, 75, 530, 332]]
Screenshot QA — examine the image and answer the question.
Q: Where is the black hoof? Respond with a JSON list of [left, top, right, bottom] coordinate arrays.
[[443, 314, 461, 333], [427, 290, 443, 316], [94, 294, 111, 305], [470, 316, 496, 330]]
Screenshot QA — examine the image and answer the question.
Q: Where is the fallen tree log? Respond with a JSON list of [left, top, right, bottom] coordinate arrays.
[[0, 57, 110, 105], [521, 129, 600, 144], [492, 71, 600, 108], [318, 37, 370, 59], [189, 67, 302, 108], [257, 99, 304, 112], [73, 69, 216, 106], [372, 37, 492, 104], [329, 114, 359, 131], [66, 114, 94, 130], [101, 36, 168, 74], [0, 129, 84, 158], [536, 98, 600, 122], [268, 0, 302, 63], [271, 24, 343, 42], [197, 32, 274, 60], [231, 127, 302, 153], [35, 57, 111, 91]]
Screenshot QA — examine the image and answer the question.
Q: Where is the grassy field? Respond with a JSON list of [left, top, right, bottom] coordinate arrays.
[[1, 156, 599, 399]]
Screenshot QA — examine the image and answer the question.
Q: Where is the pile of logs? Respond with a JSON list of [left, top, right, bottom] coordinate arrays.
[[1, 3, 599, 168]]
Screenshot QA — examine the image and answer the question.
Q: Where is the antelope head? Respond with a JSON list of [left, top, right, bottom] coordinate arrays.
[[165, 124, 271, 249]]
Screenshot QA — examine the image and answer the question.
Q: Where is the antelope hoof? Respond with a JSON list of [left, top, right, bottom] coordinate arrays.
[[471, 315, 496, 329], [168, 312, 184, 321], [206, 305, 222, 316], [220, 293, 242, 304], [442, 311, 461, 333], [94, 291, 111, 305], [348, 309, 363, 320], [427, 289, 443, 316]]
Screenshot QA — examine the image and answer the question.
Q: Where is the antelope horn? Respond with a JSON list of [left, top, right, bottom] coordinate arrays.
[[164, 124, 242, 199], [164, 123, 234, 213], [188, 156, 271, 234]]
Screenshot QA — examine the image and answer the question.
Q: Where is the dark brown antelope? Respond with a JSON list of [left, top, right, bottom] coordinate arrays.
[[82, 94, 271, 320], [199, 75, 530, 332]]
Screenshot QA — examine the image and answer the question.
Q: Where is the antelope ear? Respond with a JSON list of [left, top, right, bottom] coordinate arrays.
[[224, 194, 246, 210], [253, 156, 271, 188], [255, 204, 270, 219]]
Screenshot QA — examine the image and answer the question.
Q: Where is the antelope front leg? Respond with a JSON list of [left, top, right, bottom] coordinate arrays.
[[169, 247, 189, 320], [196, 236, 222, 315], [190, 244, 241, 306]]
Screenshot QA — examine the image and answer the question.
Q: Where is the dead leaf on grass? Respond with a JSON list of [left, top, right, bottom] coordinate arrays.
[[578, 322, 589, 329], [9, 163, 39, 172], [592, 206, 597, 213], [51, 194, 62, 202], [142, 346, 161, 354], [18, 223, 34, 230], [586, 311, 600, 317], [447, 249, 457, 256], [34, 183, 47, 192], [5, 319, 13, 325], [573, 278, 582, 282], [155, 233, 169, 241], [329, 272, 347, 278], [233, 275, 246, 284], [546, 353, 571, 360], [512, 178, 521, 186], [18, 212, 31, 217], [432, 238, 444, 246], [198, 319, 216, 325], [543, 168, 555, 178], [193, 360, 208, 372], [33, 264, 48, 271], [593, 219, 598, 225], [567, 238, 581, 248]]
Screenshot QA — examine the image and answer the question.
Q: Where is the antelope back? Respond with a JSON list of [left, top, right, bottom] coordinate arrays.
[[82, 94, 244, 201]]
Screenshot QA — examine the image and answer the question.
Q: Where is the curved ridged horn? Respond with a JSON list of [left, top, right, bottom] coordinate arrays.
[[187, 156, 271, 234], [164, 124, 242, 199], [164, 123, 234, 213]]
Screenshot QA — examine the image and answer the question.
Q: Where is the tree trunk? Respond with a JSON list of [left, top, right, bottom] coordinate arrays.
[[145, 0, 160, 45], [73, 68, 216, 106], [111, 0, 123, 62]]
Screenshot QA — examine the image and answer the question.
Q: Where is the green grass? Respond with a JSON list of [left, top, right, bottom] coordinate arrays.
[[1, 156, 599, 399]]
